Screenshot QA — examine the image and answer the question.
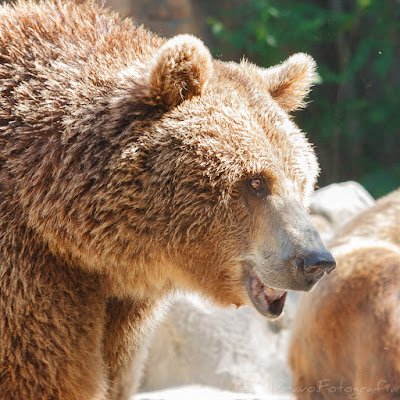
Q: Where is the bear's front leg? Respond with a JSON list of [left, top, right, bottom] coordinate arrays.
[[0, 250, 109, 400], [103, 297, 161, 400]]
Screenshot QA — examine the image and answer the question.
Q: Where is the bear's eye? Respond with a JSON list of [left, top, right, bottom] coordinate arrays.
[[248, 176, 269, 197], [250, 178, 262, 191]]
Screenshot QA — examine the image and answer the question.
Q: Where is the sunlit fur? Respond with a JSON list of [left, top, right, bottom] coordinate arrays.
[[289, 189, 400, 399], [0, 1, 320, 399]]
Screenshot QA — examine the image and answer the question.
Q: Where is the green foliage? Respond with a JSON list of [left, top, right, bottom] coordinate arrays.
[[208, 0, 400, 198]]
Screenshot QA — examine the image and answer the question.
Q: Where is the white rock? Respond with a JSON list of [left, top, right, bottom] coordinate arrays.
[[310, 181, 375, 243], [139, 294, 294, 395], [135, 385, 294, 400]]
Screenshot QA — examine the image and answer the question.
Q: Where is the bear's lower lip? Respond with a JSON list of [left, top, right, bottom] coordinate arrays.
[[245, 273, 288, 318]]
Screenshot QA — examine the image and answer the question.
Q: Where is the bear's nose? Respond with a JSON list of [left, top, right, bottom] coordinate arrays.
[[296, 250, 336, 282]]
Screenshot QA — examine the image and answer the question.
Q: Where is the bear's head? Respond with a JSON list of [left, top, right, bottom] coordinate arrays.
[[98, 35, 335, 318], [29, 34, 335, 318]]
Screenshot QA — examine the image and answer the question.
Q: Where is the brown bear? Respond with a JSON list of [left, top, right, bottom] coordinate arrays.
[[289, 189, 400, 400], [0, 1, 335, 399]]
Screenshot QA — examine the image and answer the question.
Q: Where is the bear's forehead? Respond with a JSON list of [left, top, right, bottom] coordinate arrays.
[[143, 59, 318, 199], [165, 81, 302, 165], [158, 96, 312, 193], [210, 60, 275, 103]]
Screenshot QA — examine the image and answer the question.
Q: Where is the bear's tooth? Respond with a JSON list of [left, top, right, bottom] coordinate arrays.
[[263, 287, 275, 294]]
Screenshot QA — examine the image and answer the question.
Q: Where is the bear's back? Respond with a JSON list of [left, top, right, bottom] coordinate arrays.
[[0, 1, 163, 164], [0, 1, 160, 68]]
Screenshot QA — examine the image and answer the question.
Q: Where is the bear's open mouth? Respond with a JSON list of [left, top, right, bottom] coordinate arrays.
[[245, 273, 287, 318]]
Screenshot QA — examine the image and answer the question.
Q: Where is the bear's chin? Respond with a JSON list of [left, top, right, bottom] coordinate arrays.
[[245, 273, 288, 319]]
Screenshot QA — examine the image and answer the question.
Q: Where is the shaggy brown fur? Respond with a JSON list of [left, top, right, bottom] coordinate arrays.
[[0, 1, 330, 399], [289, 189, 400, 400]]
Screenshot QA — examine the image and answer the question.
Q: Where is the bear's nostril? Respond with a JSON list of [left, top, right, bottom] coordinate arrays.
[[294, 250, 336, 290], [307, 265, 322, 275], [296, 257, 324, 275], [296, 250, 336, 281], [303, 250, 336, 276]]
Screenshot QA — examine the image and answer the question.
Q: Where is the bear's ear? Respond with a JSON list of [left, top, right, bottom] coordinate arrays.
[[149, 34, 213, 109], [263, 53, 317, 111]]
